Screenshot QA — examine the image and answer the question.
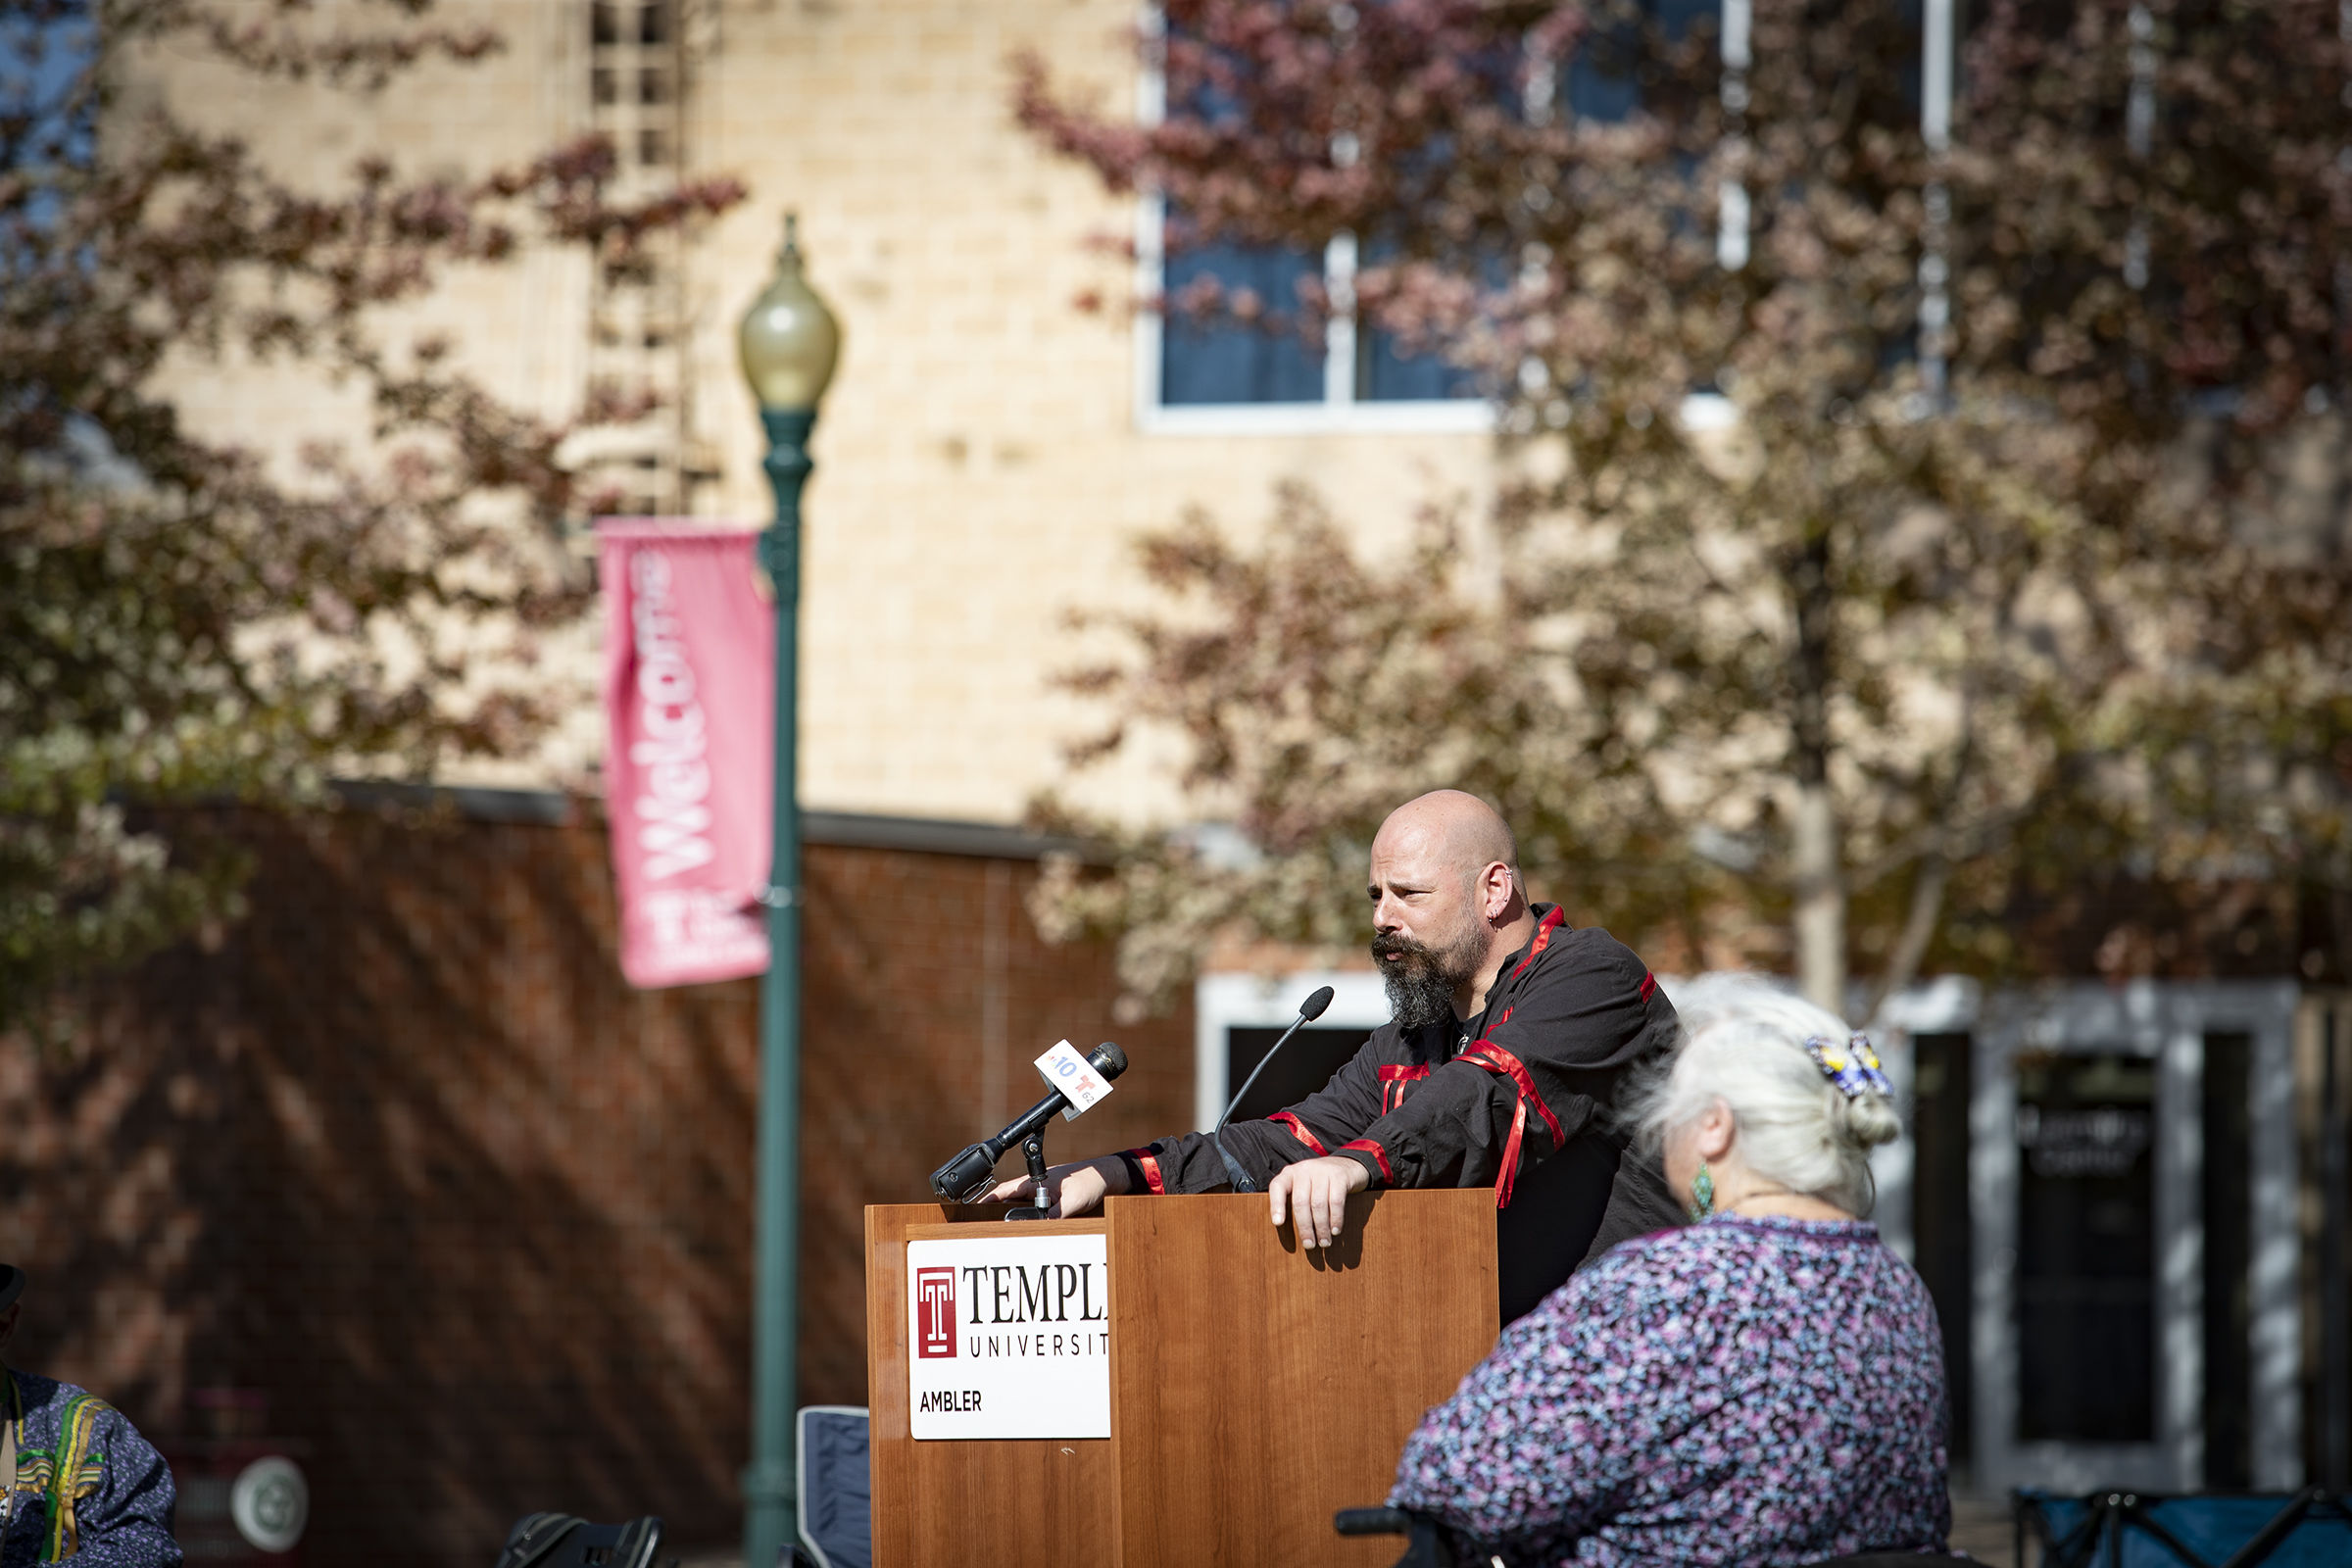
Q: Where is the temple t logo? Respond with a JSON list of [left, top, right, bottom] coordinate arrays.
[[915, 1266, 956, 1358]]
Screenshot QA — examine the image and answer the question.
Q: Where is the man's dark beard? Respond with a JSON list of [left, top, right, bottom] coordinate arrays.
[[1372, 923, 1487, 1031]]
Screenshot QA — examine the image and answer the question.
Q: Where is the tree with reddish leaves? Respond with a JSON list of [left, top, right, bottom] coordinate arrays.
[[1018, 0, 2352, 1015], [0, 0, 743, 1010]]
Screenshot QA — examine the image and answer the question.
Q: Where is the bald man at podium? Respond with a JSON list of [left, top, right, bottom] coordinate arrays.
[[988, 789, 1685, 1319]]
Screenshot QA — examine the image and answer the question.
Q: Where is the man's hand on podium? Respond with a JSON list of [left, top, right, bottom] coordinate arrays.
[[1268, 1155, 1371, 1250], [980, 1151, 1369, 1245], [982, 1155, 1130, 1216]]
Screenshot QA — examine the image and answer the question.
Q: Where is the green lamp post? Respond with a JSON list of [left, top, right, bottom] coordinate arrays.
[[736, 211, 841, 1568]]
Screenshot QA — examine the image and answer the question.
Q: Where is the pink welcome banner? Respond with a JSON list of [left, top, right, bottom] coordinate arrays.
[[600, 521, 773, 988]]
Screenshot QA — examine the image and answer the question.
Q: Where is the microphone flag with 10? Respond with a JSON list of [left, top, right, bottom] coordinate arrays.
[[1036, 1040, 1116, 1122]]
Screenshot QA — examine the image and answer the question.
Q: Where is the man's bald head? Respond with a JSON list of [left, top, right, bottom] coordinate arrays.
[[1367, 791, 1534, 1027], [1373, 790, 1519, 889]]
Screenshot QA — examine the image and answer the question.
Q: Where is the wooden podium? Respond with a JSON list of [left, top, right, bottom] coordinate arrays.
[[865, 1190, 1497, 1568]]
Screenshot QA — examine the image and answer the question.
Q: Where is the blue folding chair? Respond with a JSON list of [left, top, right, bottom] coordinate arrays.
[[2015, 1487, 2352, 1568], [797, 1405, 871, 1568]]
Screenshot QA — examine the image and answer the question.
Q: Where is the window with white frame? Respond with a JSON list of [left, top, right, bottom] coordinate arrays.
[[1132, 12, 1493, 435], [1129, 0, 1674, 434], [1138, 214, 1491, 433], [1132, 0, 1946, 435]]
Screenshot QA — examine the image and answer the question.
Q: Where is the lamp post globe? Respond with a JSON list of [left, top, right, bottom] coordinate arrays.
[[738, 214, 841, 413], [736, 210, 839, 1568]]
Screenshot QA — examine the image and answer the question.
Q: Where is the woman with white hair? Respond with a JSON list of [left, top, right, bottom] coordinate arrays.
[[1387, 974, 1953, 1565]]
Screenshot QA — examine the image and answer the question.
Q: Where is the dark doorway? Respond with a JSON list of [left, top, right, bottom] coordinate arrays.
[[2321, 1006, 2352, 1491], [1225, 1026, 1374, 1123], [2015, 1050, 2158, 1444], [1912, 1032, 1974, 1464], [2202, 1031, 2254, 1489]]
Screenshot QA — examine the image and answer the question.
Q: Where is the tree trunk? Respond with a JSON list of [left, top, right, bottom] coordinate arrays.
[[1792, 785, 1845, 1013], [1789, 532, 1845, 1016]]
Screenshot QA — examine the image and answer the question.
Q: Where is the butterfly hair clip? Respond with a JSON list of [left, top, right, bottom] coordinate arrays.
[[1804, 1032, 1891, 1100]]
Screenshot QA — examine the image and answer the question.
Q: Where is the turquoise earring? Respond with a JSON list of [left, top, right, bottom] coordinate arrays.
[[1689, 1161, 1716, 1222]]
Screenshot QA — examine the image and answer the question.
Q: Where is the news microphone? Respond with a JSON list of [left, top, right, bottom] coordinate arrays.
[[1209, 985, 1335, 1195], [930, 1041, 1131, 1202], [1217, 985, 1335, 1129]]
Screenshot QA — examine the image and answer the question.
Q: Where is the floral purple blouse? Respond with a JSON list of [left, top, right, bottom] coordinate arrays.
[[1391, 1214, 1952, 1567]]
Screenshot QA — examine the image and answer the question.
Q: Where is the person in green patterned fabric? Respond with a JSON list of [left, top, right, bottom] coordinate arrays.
[[0, 1265, 181, 1566]]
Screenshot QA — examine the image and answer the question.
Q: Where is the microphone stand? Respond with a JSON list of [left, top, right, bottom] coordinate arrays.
[[1004, 1131, 1053, 1223]]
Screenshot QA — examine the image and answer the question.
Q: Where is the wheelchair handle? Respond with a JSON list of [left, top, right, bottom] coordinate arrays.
[[1335, 1507, 1415, 1538]]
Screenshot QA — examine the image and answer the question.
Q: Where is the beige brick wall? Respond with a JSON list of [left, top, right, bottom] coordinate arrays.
[[140, 0, 1499, 826], [137, 0, 597, 436]]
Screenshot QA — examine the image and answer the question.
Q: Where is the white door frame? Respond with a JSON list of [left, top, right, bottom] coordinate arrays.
[[1969, 979, 2302, 1492]]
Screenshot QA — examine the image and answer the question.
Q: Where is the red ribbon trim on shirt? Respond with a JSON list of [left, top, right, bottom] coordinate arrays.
[[1125, 1148, 1166, 1196], [1457, 1034, 1567, 1209], [1639, 970, 1657, 1002], [1339, 1138, 1394, 1184], [1270, 1112, 1328, 1156], [1506, 905, 1567, 982], [1376, 1062, 1432, 1115]]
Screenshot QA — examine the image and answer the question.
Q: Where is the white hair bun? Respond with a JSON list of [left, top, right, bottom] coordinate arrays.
[[1839, 1089, 1904, 1151]]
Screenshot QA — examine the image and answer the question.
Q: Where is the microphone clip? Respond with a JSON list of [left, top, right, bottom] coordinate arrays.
[[1003, 1130, 1054, 1222]]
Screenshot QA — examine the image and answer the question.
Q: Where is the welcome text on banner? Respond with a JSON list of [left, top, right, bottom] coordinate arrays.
[[600, 521, 773, 989]]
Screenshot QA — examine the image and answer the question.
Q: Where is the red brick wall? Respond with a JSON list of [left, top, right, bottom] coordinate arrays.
[[0, 801, 1192, 1562]]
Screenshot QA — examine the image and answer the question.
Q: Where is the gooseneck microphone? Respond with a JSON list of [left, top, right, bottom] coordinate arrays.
[[1218, 985, 1336, 1129], [930, 1040, 1130, 1202], [1210, 985, 1336, 1195]]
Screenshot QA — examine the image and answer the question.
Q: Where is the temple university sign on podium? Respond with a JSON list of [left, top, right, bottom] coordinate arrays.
[[906, 1234, 1110, 1440]]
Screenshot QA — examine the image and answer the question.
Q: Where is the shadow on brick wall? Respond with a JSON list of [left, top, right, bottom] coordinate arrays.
[[0, 801, 1192, 1562]]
